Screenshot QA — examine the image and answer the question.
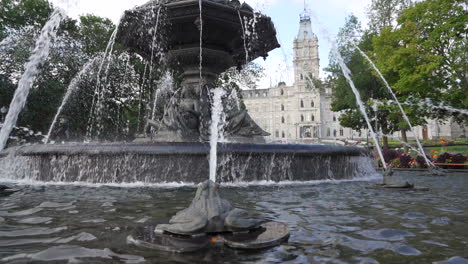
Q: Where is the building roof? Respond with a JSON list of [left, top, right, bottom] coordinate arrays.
[[296, 12, 316, 41]]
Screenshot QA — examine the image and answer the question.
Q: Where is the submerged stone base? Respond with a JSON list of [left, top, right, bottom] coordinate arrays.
[[0, 143, 375, 183]]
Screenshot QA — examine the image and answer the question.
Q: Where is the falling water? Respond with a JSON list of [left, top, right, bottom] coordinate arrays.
[[306, 11, 387, 169], [382, 98, 468, 116], [198, 0, 203, 93], [237, 10, 249, 62], [143, 7, 163, 133], [354, 45, 434, 168], [86, 24, 120, 138], [93, 21, 122, 137], [0, 9, 65, 151], [150, 72, 173, 123], [45, 57, 100, 144], [209, 88, 226, 183]]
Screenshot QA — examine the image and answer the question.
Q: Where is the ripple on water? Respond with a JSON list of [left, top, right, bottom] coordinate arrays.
[[338, 234, 421, 256], [401, 223, 427, 229], [38, 201, 75, 208], [358, 229, 415, 241], [434, 257, 468, 264], [435, 207, 464, 214], [0, 207, 42, 217], [422, 240, 449, 247], [0, 232, 96, 247], [0, 227, 67, 237], [81, 219, 106, 223], [401, 212, 428, 219], [431, 217, 450, 226], [2, 245, 145, 263], [18, 217, 53, 224]]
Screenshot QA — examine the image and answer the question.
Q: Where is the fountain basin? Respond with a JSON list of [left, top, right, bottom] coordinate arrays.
[[0, 143, 373, 183]]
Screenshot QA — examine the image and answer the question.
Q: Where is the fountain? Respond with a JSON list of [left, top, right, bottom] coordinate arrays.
[[0, 0, 373, 185]]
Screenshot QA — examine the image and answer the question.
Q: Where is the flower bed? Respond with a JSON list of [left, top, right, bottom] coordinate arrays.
[[374, 148, 468, 169]]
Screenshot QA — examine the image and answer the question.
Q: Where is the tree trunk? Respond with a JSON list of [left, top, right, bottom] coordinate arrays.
[[401, 129, 409, 153], [383, 135, 389, 149]]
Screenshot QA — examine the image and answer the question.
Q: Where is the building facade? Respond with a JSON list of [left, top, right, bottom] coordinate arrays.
[[242, 13, 358, 143], [242, 13, 466, 143]]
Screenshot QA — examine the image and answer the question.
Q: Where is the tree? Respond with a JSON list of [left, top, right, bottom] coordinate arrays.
[[326, 14, 427, 149], [367, 0, 412, 33], [373, 0, 467, 125]]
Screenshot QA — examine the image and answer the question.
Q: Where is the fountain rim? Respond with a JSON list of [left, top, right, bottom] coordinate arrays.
[[0, 143, 368, 157]]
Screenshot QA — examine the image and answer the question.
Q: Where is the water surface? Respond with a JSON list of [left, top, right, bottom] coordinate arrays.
[[1, 172, 467, 264]]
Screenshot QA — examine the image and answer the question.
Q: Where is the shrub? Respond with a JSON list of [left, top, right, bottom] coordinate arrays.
[[399, 155, 412, 168], [383, 149, 399, 164], [416, 156, 430, 168], [435, 152, 452, 163]]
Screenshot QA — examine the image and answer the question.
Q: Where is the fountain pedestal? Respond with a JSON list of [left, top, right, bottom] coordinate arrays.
[[128, 181, 290, 252]]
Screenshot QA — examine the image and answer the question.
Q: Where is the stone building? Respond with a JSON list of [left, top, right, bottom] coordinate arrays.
[[242, 12, 466, 143], [242, 12, 358, 143]]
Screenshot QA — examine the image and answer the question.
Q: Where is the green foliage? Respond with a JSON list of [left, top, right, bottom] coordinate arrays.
[[373, 0, 468, 123], [0, 0, 52, 38], [78, 15, 115, 55]]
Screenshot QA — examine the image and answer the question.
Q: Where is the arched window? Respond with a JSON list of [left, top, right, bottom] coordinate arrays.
[[333, 116, 336, 122], [311, 101, 314, 107], [281, 117, 285, 124], [327, 128, 331, 137], [311, 115, 315, 121], [340, 129, 344, 136], [301, 100, 304, 108], [301, 115, 304, 122], [281, 104, 284, 111], [280, 89, 284, 96], [333, 129, 337, 137], [282, 131, 285, 138]]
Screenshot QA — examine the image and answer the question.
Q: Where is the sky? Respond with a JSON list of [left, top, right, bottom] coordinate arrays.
[[51, 0, 372, 88]]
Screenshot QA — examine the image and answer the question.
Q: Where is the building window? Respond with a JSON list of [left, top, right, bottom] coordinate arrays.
[[300, 74, 303, 80], [282, 131, 285, 138], [327, 128, 331, 137], [275, 130, 279, 138], [281, 104, 284, 111], [333, 129, 337, 137], [340, 129, 344, 136], [281, 117, 285, 124], [301, 115, 304, 122], [264, 92, 267, 97], [311, 101, 314, 107], [333, 116, 336, 122], [281, 89, 284, 96], [311, 115, 315, 121], [301, 100, 304, 108]]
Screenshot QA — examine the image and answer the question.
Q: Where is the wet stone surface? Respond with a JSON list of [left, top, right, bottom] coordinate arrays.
[[0, 172, 467, 263], [222, 222, 290, 249]]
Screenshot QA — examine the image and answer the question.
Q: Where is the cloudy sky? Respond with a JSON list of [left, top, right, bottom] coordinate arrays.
[[51, 0, 372, 88]]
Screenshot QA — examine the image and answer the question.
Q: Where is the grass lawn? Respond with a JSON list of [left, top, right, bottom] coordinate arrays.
[[424, 146, 468, 156]]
